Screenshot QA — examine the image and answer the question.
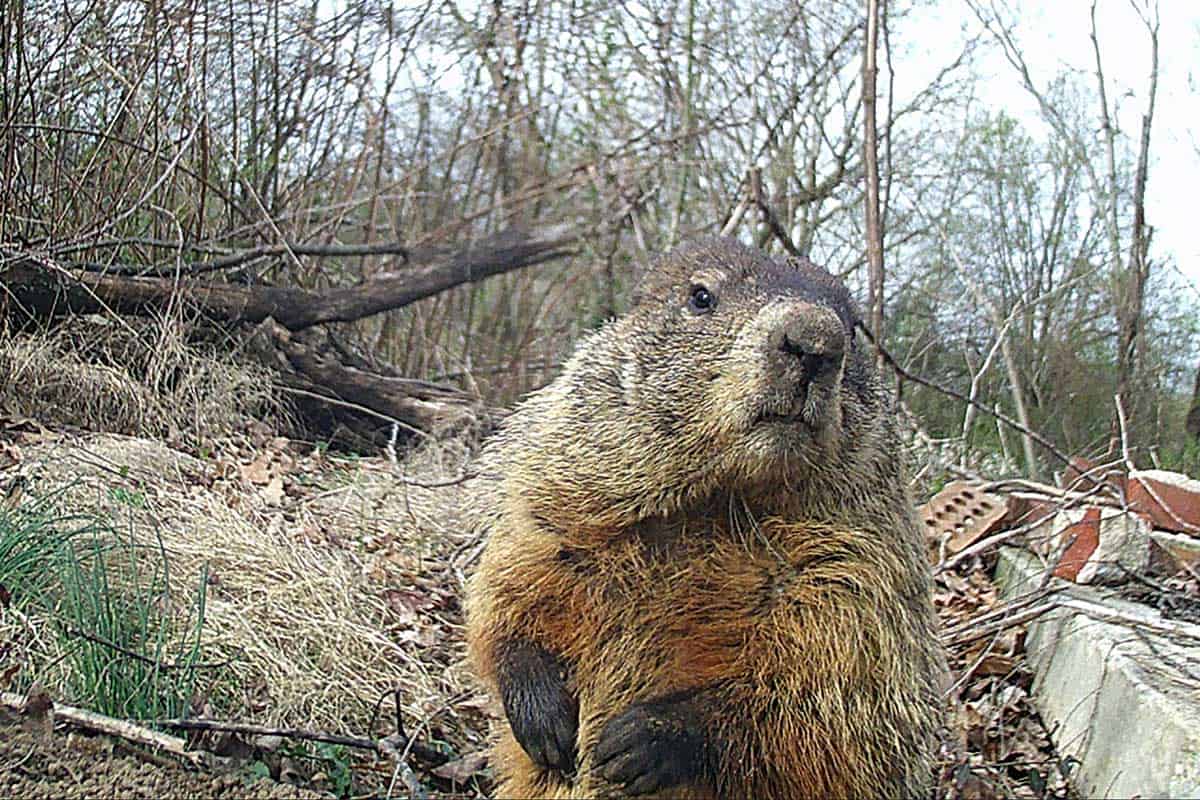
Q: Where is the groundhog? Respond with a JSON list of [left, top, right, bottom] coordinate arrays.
[[466, 237, 945, 799]]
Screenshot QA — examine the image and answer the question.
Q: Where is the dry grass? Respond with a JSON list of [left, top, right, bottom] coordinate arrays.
[[0, 315, 284, 449], [1, 430, 490, 759]]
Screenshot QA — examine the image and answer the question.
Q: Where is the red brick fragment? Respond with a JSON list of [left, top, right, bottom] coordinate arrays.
[[1060, 456, 1127, 494], [1128, 470, 1200, 535], [1053, 507, 1100, 581], [919, 482, 1010, 555], [1000, 492, 1059, 531]]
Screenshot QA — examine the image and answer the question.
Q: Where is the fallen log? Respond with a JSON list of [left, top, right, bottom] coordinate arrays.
[[0, 224, 576, 331], [0, 224, 575, 446], [245, 319, 483, 444]]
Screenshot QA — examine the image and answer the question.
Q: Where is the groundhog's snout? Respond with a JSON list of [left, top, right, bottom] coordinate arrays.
[[746, 300, 848, 431], [770, 303, 846, 389], [778, 327, 842, 384]]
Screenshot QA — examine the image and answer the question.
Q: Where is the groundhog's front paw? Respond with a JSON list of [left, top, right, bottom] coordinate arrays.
[[496, 639, 579, 775], [592, 699, 710, 796]]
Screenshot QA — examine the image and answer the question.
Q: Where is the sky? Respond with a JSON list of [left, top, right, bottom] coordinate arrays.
[[904, 0, 1200, 301], [397, 1, 1199, 300]]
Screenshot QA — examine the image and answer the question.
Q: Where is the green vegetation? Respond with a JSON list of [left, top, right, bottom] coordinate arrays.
[[0, 489, 210, 720], [313, 742, 355, 798], [0, 491, 86, 607]]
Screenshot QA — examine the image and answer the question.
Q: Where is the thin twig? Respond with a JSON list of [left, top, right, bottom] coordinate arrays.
[[749, 167, 804, 259], [156, 718, 452, 767], [1057, 597, 1200, 644], [941, 586, 1059, 639], [63, 627, 237, 671], [398, 471, 477, 489], [941, 600, 1061, 649], [275, 386, 434, 442]]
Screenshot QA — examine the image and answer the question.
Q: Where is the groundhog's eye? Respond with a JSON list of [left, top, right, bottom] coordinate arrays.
[[688, 285, 716, 314]]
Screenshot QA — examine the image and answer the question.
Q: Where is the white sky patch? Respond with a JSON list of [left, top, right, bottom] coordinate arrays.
[[903, 0, 1200, 300]]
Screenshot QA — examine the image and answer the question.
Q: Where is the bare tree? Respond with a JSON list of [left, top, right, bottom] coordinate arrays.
[[863, 0, 886, 361], [1110, 0, 1160, 438], [970, 0, 1163, 446], [1188, 363, 1200, 441]]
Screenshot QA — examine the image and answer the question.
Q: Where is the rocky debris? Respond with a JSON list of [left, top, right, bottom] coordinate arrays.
[[1129, 469, 1200, 535], [923, 461, 1200, 799], [1150, 529, 1200, 575], [923, 464, 1200, 586], [996, 548, 1200, 799], [1044, 506, 1149, 584]]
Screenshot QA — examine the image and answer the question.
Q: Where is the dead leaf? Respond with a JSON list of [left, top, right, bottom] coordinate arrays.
[[393, 626, 438, 648], [974, 653, 1017, 677], [1, 660, 19, 691], [432, 751, 488, 782], [261, 475, 285, 505], [241, 453, 273, 485], [386, 588, 434, 614], [279, 756, 304, 785], [3, 475, 27, 509], [21, 683, 54, 738], [0, 440, 22, 469], [456, 694, 493, 711], [954, 766, 996, 800]]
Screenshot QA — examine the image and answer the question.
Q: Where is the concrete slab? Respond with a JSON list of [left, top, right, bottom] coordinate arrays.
[[995, 548, 1200, 799], [1150, 529, 1200, 574]]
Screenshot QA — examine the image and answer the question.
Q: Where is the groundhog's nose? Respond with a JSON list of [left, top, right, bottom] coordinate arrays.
[[775, 307, 845, 382], [780, 333, 839, 380]]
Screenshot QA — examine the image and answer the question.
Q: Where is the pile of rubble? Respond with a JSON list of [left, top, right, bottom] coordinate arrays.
[[923, 460, 1200, 799], [923, 459, 1200, 588]]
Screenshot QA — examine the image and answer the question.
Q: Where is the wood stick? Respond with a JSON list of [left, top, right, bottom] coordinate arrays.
[[0, 691, 206, 767]]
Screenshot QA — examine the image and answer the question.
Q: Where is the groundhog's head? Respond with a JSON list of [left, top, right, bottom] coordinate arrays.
[[623, 237, 869, 462], [501, 237, 892, 529]]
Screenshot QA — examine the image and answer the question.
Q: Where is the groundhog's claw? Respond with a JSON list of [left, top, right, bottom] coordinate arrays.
[[592, 700, 708, 795], [496, 639, 579, 775]]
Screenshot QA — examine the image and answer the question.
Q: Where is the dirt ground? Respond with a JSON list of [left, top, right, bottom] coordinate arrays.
[[0, 707, 324, 799], [0, 426, 491, 798]]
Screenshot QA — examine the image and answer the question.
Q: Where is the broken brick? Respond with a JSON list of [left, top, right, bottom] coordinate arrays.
[[920, 482, 1010, 555], [1148, 530, 1200, 575], [1060, 456, 1127, 494], [1052, 508, 1100, 581], [1048, 506, 1150, 584], [1000, 491, 1059, 531], [1128, 470, 1200, 535]]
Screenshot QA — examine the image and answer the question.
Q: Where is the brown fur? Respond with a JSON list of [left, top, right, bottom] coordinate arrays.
[[466, 238, 945, 799]]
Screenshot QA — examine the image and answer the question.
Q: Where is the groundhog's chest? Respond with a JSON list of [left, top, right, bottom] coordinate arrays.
[[551, 520, 830, 689]]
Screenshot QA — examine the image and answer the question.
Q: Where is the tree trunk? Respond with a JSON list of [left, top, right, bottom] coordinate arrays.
[[863, 0, 885, 365], [1105, 1, 1159, 439], [1187, 362, 1200, 441]]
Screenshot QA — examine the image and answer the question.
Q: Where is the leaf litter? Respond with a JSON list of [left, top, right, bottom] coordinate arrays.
[[0, 418, 1075, 797]]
